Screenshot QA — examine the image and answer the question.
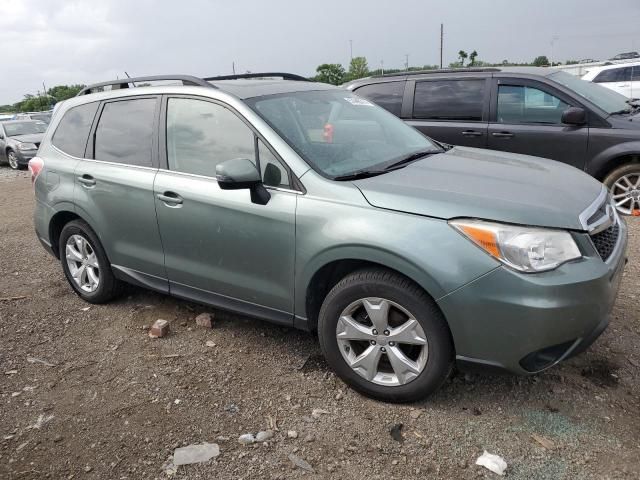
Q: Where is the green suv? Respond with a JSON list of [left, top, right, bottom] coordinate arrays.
[[31, 73, 628, 402]]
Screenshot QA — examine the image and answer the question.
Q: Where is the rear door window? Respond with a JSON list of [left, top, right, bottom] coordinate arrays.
[[593, 67, 632, 83], [413, 79, 485, 121], [94, 98, 156, 167], [355, 81, 405, 116], [52, 102, 99, 157], [497, 85, 569, 124]]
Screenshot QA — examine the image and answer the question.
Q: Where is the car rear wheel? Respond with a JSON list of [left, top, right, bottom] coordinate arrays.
[[7, 150, 19, 170], [318, 268, 454, 403], [59, 220, 122, 303], [603, 163, 640, 216]]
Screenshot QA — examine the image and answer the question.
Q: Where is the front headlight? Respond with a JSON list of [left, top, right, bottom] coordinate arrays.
[[18, 142, 37, 151], [450, 219, 581, 272]]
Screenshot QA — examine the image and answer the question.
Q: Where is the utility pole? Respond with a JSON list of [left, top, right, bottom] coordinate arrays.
[[550, 35, 559, 66], [349, 40, 353, 61], [380, 59, 384, 75], [42, 82, 48, 109], [232, 62, 236, 74], [440, 23, 444, 69], [405, 54, 409, 71]]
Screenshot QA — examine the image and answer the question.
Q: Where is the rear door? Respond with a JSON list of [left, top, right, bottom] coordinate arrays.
[[74, 95, 167, 286], [487, 78, 589, 169], [405, 76, 490, 147]]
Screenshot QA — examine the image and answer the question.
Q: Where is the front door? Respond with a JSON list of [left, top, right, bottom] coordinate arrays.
[[487, 80, 589, 169], [154, 96, 297, 324]]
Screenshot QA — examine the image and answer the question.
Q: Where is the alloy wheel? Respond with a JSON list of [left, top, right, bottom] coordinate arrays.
[[336, 297, 428, 386], [611, 173, 640, 215], [7, 151, 18, 170], [65, 234, 100, 293]]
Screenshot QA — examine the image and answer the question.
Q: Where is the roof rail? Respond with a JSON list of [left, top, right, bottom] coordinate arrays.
[[204, 72, 310, 82], [372, 67, 500, 78], [76, 75, 216, 96]]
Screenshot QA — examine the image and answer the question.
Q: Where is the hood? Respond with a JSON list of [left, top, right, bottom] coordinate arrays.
[[10, 133, 44, 144], [354, 146, 604, 230]]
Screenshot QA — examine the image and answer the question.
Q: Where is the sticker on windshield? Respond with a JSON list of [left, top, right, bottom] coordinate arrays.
[[344, 97, 374, 106]]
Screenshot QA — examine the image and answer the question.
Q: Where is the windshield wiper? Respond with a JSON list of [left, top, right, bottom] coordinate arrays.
[[610, 108, 633, 115], [334, 169, 388, 181], [383, 150, 437, 171]]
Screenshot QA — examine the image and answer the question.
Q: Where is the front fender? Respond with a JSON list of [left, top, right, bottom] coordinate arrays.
[[586, 140, 640, 179]]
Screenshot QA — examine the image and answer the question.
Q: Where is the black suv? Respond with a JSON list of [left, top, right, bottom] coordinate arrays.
[[345, 67, 640, 215]]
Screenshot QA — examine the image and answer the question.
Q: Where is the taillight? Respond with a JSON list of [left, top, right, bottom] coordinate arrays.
[[28, 156, 44, 186]]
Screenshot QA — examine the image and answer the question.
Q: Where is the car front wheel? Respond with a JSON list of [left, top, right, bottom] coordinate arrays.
[[7, 150, 20, 170], [318, 268, 454, 403], [603, 163, 640, 216]]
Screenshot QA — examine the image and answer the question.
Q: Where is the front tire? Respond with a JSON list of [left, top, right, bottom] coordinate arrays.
[[7, 150, 20, 170], [59, 220, 122, 303], [318, 268, 454, 403], [603, 163, 640, 216]]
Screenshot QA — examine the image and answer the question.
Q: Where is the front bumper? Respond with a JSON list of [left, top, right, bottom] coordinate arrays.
[[438, 218, 628, 374], [15, 149, 37, 165]]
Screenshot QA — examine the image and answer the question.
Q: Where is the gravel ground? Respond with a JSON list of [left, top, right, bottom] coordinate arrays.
[[1, 168, 639, 479]]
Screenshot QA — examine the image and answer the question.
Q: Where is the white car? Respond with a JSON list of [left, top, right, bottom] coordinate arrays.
[[582, 62, 640, 98]]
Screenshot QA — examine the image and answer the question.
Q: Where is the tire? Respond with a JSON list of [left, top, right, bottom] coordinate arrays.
[[59, 220, 122, 303], [7, 150, 20, 170], [318, 268, 454, 403], [603, 162, 640, 216]]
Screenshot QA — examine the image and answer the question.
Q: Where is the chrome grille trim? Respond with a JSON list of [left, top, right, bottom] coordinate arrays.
[[579, 186, 615, 234]]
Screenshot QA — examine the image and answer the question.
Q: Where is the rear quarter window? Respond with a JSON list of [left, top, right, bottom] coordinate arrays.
[[355, 81, 405, 116], [52, 102, 99, 158], [413, 79, 485, 121]]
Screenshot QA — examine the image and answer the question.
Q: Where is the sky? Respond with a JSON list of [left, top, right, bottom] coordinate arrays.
[[1, 0, 639, 105]]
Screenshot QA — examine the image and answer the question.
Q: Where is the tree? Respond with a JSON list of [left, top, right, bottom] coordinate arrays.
[[347, 56, 369, 81], [469, 50, 478, 67], [532, 55, 550, 67], [47, 84, 85, 102], [458, 50, 468, 67], [315, 63, 346, 85]]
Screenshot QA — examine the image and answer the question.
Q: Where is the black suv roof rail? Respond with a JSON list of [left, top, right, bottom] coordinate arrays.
[[77, 75, 216, 96], [204, 72, 310, 82], [77, 72, 311, 96], [371, 67, 500, 78]]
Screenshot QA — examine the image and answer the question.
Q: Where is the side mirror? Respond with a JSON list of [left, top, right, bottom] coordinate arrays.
[[215, 158, 271, 205], [561, 107, 587, 125]]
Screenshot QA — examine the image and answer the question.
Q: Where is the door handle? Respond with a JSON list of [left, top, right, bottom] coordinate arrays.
[[77, 174, 96, 187], [157, 191, 183, 206], [461, 130, 483, 137], [491, 132, 514, 138]]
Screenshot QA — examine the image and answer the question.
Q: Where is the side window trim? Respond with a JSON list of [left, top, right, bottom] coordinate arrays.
[[410, 77, 491, 122], [489, 78, 577, 125], [159, 94, 302, 192], [87, 95, 160, 168]]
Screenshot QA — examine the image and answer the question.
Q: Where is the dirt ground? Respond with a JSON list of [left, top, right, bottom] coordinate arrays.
[[1, 168, 639, 480]]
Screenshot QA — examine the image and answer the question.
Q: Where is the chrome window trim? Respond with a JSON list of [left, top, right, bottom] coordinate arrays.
[[156, 168, 304, 195], [52, 144, 158, 171]]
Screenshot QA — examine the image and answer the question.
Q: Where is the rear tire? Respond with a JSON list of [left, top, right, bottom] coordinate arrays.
[[318, 268, 454, 403], [603, 162, 640, 216], [59, 220, 122, 303]]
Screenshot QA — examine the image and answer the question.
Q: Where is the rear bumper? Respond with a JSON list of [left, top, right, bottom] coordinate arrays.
[[438, 219, 628, 374]]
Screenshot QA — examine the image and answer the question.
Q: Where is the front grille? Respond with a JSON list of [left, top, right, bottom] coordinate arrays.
[[590, 223, 619, 261]]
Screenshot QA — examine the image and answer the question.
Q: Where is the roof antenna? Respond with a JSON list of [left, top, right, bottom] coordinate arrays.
[[124, 71, 136, 88]]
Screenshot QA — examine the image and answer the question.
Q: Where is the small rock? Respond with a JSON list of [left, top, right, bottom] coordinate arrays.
[[53, 435, 63, 443], [224, 403, 239, 414], [173, 443, 220, 465], [148, 319, 170, 338], [205, 340, 216, 348], [195, 313, 213, 328], [287, 430, 298, 439], [303, 433, 315, 443], [409, 409, 422, 419], [311, 408, 329, 419], [255, 430, 274, 442], [459, 459, 468, 469], [334, 392, 343, 400], [390, 423, 404, 442], [288, 453, 314, 473], [238, 433, 255, 445], [216, 436, 229, 442], [84, 465, 92, 473], [392, 459, 399, 465]]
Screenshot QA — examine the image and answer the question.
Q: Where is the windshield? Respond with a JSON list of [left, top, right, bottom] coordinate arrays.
[[31, 114, 51, 123], [4, 121, 47, 136], [548, 71, 630, 114], [246, 90, 440, 178]]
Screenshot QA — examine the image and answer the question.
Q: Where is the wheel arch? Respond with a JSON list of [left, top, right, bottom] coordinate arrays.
[[587, 143, 640, 181], [49, 210, 83, 258], [298, 248, 447, 332]]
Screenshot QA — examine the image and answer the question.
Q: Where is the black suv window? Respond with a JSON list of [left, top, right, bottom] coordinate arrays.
[[413, 79, 485, 121], [52, 102, 99, 157], [593, 67, 632, 83], [94, 98, 156, 167], [166, 98, 255, 177], [497, 85, 569, 124], [355, 82, 404, 116]]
